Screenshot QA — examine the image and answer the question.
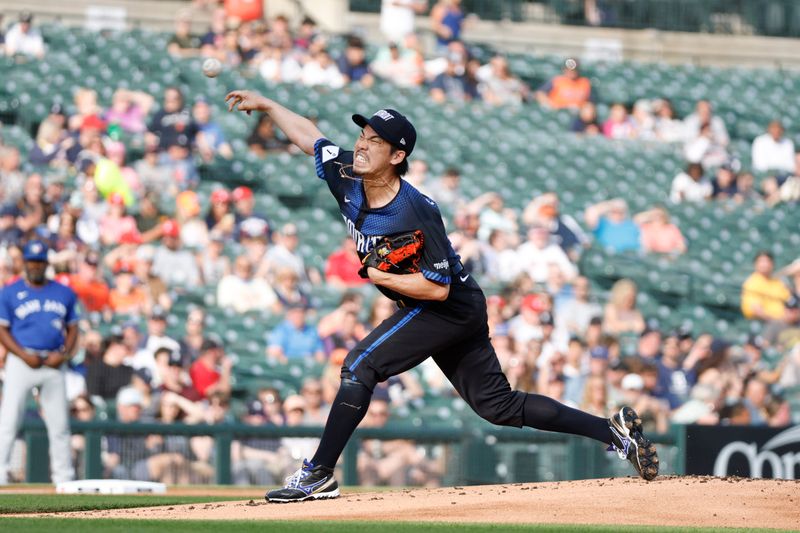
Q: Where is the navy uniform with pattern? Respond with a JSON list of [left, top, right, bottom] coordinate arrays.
[[314, 137, 525, 423]]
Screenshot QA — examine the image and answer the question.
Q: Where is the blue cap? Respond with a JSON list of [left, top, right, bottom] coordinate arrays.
[[590, 346, 609, 360], [22, 240, 49, 262], [352, 109, 416, 156]]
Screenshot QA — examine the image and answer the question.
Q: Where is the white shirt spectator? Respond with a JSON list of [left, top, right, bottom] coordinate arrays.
[[301, 56, 345, 89], [670, 170, 713, 203], [258, 52, 302, 84], [751, 132, 795, 174], [4, 22, 45, 58], [380, 0, 426, 43], [151, 246, 200, 287], [217, 274, 277, 313], [516, 234, 578, 284]]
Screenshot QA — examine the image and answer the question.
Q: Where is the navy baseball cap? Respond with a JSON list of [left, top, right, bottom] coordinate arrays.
[[352, 109, 416, 156], [22, 240, 49, 262]]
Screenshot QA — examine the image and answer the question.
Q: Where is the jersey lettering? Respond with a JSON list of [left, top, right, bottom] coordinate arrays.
[[342, 215, 381, 254], [14, 299, 68, 320]]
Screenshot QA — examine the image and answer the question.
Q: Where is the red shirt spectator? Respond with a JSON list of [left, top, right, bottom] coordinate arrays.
[[325, 238, 367, 288], [189, 338, 232, 399], [68, 252, 110, 312]]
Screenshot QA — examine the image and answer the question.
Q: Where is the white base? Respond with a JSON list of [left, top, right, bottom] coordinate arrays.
[[56, 479, 167, 494]]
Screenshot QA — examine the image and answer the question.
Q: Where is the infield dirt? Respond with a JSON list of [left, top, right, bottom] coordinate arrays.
[[34, 476, 800, 530]]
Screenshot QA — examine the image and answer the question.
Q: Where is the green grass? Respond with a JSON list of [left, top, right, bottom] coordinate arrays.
[[0, 494, 242, 514], [0, 519, 793, 533]]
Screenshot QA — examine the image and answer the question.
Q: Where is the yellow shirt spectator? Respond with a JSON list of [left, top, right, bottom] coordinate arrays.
[[741, 272, 790, 320]]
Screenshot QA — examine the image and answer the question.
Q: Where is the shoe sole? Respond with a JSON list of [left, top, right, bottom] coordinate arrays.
[[266, 487, 340, 503], [613, 407, 659, 481]]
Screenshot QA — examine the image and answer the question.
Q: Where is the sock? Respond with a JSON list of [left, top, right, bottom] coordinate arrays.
[[522, 393, 613, 444], [310, 377, 372, 469]]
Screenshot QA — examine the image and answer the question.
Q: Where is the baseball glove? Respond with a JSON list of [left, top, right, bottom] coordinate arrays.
[[359, 230, 424, 278]]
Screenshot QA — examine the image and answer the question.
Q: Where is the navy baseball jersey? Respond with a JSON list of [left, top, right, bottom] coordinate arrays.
[[0, 279, 79, 351], [314, 138, 466, 303]]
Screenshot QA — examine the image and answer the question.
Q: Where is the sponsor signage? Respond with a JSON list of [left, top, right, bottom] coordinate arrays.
[[685, 425, 800, 479]]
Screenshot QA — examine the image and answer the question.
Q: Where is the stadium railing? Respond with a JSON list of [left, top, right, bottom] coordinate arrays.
[[349, 0, 800, 37], [17, 419, 683, 485]]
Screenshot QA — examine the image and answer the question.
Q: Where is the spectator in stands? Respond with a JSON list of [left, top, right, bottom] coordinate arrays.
[[133, 306, 180, 375], [429, 50, 479, 104], [104, 89, 154, 135], [325, 237, 368, 289], [447, 208, 486, 277], [570, 102, 601, 135], [476, 55, 528, 106], [105, 386, 190, 483], [735, 172, 762, 203], [0, 147, 24, 208], [683, 100, 729, 147], [193, 98, 234, 161], [652, 98, 684, 143], [4, 12, 45, 59], [403, 159, 431, 195], [710, 161, 739, 200], [267, 223, 316, 284], [321, 308, 363, 363], [189, 339, 232, 400], [167, 11, 200, 57], [198, 230, 230, 285], [109, 260, 148, 316], [358, 392, 442, 486], [535, 58, 593, 110], [217, 255, 278, 313], [174, 190, 208, 249], [133, 145, 173, 196], [232, 398, 284, 485], [67, 88, 104, 134], [507, 293, 547, 348], [584, 199, 640, 253], [199, 6, 226, 57], [294, 16, 319, 51], [426, 167, 464, 209], [470, 192, 517, 242], [337, 36, 374, 88], [602, 103, 636, 140], [302, 49, 345, 89], [380, 0, 427, 43], [670, 162, 712, 203], [99, 193, 138, 247], [763, 152, 800, 206], [580, 374, 609, 417], [68, 251, 110, 315], [246, 114, 292, 157], [178, 308, 206, 365], [631, 99, 657, 140], [86, 335, 133, 399], [516, 224, 577, 284], [147, 87, 198, 152], [204, 188, 235, 239], [151, 219, 200, 288], [523, 192, 588, 261], [751, 120, 795, 175], [0, 204, 23, 248], [431, 0, 465, 52], [371, 38, 425, 88], [257, 44, 303, 84], [603, 278, 646, 335], [300, 378, 329, 425], [231, 186, 268, 240], [29, 117, 71, 168], [741, 251, 790, 322], [634, 206, 686, 255], [267, 303, 325, 363], [557, 276, 602, 337]]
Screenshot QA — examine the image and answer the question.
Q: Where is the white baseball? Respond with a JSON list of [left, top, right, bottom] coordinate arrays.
[[202, 58, 222, 78]]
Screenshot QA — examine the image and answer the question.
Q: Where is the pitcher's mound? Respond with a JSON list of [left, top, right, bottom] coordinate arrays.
[[66, 476, 800, 529]]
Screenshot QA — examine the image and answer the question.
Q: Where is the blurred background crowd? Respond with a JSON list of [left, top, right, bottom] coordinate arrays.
[[1, 0, 800, 486]]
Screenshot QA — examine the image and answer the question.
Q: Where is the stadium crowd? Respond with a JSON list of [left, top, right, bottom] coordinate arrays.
[[1, 4, 799, 486]]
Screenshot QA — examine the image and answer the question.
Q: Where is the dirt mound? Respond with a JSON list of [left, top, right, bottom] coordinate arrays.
[[28, 476, 800, 529]]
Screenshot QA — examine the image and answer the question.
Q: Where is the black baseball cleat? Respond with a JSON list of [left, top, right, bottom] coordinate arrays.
[[266, 459, 340, 503], [608, 406, 659, 481]]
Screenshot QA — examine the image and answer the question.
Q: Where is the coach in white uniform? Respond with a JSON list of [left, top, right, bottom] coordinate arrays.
[[0, 240, 79, 484]]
